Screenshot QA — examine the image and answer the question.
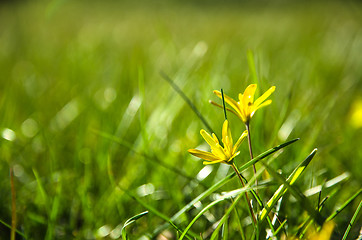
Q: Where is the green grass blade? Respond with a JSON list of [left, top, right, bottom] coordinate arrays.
[[32, 168, 49, 211], [274, 219, 287, 236], [297, 197, 328, 239], [122, 188, 197, 240], [94, 129, 206, 186], [239, 139, 299, 173], [298, 187, 339, 238], [270, 162, 325, 226], [210, 194, 243, 240], [342, 200, 362, 240], [0, 218, 28, 239], [45, 179, 62, 240], [259, 147, 315, 222], [260, 149, 325, 226], [247, 50, 259, 84], [327, 188, 362, 221], [160, 71, 215, 134], [233, 204, 246, 240], [121, 211, 148, 240], [138, 65, 150, 153], [259, 184, 285, 224], [152, 138, 299, 237], [179, 198, 225, 240], [107, 154, 116, 188], [222, 216, 229, 240], [240, 165, 276, 234]]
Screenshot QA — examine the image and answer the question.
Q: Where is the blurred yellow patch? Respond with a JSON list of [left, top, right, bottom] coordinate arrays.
[[349, 98, 362, 128], [281, 221, 334, 240], [308, 221, 334, 240]]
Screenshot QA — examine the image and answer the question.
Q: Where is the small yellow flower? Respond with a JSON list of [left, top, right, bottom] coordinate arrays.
[[212, 84, 276, 124], [188, 120, 248, 165], [282, 221, 335, 240], [308, 221, 335, 240]]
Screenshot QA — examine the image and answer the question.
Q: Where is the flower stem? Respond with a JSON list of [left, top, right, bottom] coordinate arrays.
[[245, 123, 258, 189], [231, 162, 257, 225]]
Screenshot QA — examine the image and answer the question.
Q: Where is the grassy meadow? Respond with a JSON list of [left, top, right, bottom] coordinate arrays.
[[0, 0, 362, 239]]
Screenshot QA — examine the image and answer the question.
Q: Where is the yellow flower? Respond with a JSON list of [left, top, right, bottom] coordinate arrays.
[[212, 84, 276, 124], [308, 221, 335, 240], [282, 221, 335, 240], [188, 120, 248, 165]]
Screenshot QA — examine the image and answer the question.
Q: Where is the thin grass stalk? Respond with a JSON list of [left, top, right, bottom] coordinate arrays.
[[179, 198, 225, 240], [122, 188, 197, 240], [232, 199, 247, 240], [342, 200, 362, 240], [327, 188, 362, 221], [240, 163, 277, 234], [160, 71, 214, 134], [221, 89, 228, 120], [10, 167, 16, 240], [246, 50, 259, 192], [210, 193, 243, 240], [245, 120, 262, 229], [221, 217, 229, 240], [245, 122, 259, 195], [273, 219, 287, 236], [231, 162, 257, 225], [0, 219, 27, 239], [297, 196, 329, 238]]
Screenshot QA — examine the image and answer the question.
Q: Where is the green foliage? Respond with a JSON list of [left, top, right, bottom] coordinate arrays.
[[0, 1, 361, 239]]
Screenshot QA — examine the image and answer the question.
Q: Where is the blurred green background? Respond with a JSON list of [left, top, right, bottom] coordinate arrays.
[[1, 0, 362, 239]]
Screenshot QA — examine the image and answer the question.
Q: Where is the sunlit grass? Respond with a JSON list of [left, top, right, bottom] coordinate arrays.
[[0, 0, 361, 239]]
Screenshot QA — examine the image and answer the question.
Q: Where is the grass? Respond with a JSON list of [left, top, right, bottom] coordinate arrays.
[[0, 0, 362, 239]]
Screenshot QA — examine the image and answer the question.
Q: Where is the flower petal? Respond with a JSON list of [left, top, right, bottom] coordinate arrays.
[[238, 93, 243, 102], [242, 84, 257, 116], [254, 86, 275, 108], [200, 130, 226, 159], [222, 120, 233, 154], [242, 84, 257, 104], [188, 149, 220, 161], [203, 159, 226, 165], [212, 133, 219, 144], [211, 144, 228, 160], [238, 93, 248, 122], [253, 99, 272, 112], [200, 129, 217, 149], [233, 130, 248, 153], [222, 120, 231, 143]]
